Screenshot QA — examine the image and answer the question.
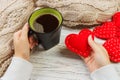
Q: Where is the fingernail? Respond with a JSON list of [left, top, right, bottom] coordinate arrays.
[[25, 23, 29, 29], [88, 35, 92, 40], [31, 46, 34, 49], [36, 43, 38, 46]]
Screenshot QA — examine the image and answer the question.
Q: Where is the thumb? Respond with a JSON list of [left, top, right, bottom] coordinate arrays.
[[21, 23, 29, 38], [88, 35, 98, 51]]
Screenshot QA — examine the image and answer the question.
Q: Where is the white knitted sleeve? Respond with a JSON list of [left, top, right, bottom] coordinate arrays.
[[91, 64, 120, 80], [1, 57, 33, 80]]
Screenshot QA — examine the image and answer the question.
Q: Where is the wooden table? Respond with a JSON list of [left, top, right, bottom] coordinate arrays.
[[30, 26, 120, 80]]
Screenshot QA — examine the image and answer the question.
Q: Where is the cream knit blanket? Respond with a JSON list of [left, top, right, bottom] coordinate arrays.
[[36, 0, 120, 27], [0, 0, 120, 77], [0, 0, 34, 76]]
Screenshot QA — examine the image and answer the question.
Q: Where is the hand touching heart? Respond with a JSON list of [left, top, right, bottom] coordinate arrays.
[[65, 29, 94, 58], [65, 12, 120, 62]]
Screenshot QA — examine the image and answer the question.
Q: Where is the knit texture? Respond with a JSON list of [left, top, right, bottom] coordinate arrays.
[[0, 0, 34, 76], [117, 0, 120, 11], [36, 0, 120, 27]]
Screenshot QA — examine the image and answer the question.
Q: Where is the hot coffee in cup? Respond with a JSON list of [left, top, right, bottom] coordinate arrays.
[[28, 8, 63, 50]]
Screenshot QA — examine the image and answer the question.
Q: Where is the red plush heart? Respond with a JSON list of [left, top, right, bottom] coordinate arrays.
[[65, 29, 93, 58], [103, 37, 120, 62], [112, 12, 120, 27], [93, 22, 117, 39], [117, 30, 120, 37]]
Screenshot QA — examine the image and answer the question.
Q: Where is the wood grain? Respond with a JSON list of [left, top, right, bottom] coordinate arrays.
[[30, 27, 120, 80]]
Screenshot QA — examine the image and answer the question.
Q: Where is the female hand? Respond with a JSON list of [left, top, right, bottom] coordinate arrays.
[[13, 23, 37, 61], [83, 36, 111, 72]]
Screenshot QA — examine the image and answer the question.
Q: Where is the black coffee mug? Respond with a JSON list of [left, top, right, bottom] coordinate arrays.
[[28, 8, 63, 50]]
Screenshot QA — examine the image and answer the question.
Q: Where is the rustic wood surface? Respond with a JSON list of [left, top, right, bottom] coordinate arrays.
[[30, 26, 120, 80]]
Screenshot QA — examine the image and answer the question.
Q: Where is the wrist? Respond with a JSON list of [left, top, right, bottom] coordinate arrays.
[[91, 64, 114, 74], [90, 62, 111, 72], [98, 60, 111, 68], [14, 54, 30, 61]]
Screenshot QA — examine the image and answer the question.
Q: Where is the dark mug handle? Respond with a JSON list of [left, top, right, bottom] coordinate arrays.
[[28, 29, 34, 37], [28, 29, 40, 44]]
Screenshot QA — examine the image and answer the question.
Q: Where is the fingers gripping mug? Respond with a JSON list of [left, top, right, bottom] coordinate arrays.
[[28, 8, 63, 50]]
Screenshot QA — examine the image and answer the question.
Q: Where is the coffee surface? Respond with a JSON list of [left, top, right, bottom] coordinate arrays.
[[34, 14, 59, 33]]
